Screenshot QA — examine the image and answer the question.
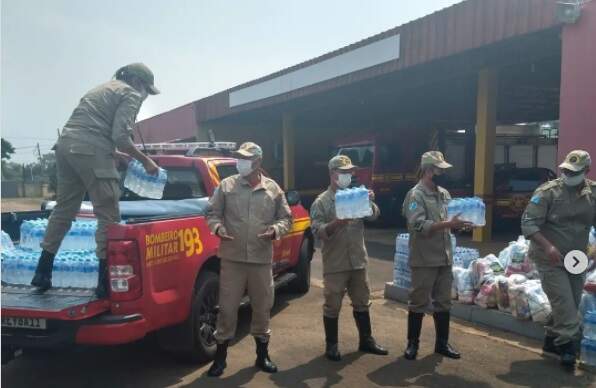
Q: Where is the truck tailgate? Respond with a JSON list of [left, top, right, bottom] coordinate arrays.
[[1, 285, 109, 319]]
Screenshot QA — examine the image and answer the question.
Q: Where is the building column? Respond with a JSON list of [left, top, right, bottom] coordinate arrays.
[[559, 0, 596, 179], [473, 68, 498, 242], [282, 113, 296, 191]]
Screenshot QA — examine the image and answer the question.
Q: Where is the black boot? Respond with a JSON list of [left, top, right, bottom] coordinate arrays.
[[207, 341, 229, 377], [558, 341, 576, 367], [543, 335, 560, 355], [323, 316, 341, 361], [254, 337, 278, 373], [95, 260, 108, 298], [405, 312, 424, 360], [31, 250, 55, 293], [433, 312, 461, 359], [353, 311, 388, 355]]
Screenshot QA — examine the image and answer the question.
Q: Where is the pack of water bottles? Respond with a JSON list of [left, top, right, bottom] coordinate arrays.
[[394, 234, 411, 289], [124, 159, 168, 199], [1, 219, 100, 289], [20, 218, 97, 251], [447, 197, 486, 226], [1, 248, 99, 289], [581, 311, 596, 366], [453, 247, 479, 269], [393, 233, 457, 290], [335, 186, 372, 219]]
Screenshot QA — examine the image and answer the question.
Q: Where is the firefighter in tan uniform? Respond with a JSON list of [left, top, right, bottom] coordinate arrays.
[[521, 150, 596, 368], [310, 155, 388, 361], [31, 63, 160, 296], [206, 142, 292, 377], [402, 151, 471, 361]]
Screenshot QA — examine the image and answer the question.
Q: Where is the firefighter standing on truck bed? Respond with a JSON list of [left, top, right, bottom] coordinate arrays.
[[206, 142, 292, 377], [31, 63, 160, 296], [402, 151, 471, 361], [310, 155, 388, 362], [521, 150, 596, 368]]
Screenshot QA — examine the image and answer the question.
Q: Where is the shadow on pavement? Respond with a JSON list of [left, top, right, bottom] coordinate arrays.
[[496, 358, 595, 388], [367, 354, 492, 388], [269, 352, 364, 388]]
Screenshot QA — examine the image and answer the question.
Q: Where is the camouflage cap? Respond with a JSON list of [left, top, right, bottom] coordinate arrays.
[[233, 142, 263, 159], [559, 150, 591, 172], [328, 155, 356, 171], [122, 63, 160, 95], [421, 150, 452, 169]]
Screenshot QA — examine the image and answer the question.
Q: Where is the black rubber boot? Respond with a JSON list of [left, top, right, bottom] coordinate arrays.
[[433, 312, 461, 359], [31, 250, 55, 293], [95, 260, 108, 298], [558, 341, 576, 367], [323, 316, 341, 361], [207, 341, 229, 377], [543, 335, 560, 355], [353, 311, 388, 355], [254, 337, 278, 373], [405, 311, 424, 360]]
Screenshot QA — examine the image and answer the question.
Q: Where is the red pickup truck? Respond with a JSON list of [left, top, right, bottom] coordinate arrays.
[[1, 144, 314, 364]]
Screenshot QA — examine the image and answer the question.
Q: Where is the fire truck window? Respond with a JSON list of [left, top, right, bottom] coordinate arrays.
[[121, 168, 207, 200], [216, 164, 238, 180], [338, 145, 374, 168]]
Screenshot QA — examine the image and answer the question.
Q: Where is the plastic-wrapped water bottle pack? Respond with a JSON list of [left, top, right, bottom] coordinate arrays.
[[1, 219, 100, 289], [335, 186, 372, 220], [20, 218, 97, 251], [1, 248, 98, 289], [453, 247, 480, 269], [447, 197, 486, 226], [124, 159, 168, 199]]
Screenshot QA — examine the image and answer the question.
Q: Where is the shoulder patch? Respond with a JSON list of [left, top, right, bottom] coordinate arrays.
[[530, 195, 541, 205], [409, 201, 418, 211]]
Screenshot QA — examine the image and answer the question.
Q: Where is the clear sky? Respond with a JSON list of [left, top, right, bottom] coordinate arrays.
[[1, 0, 460, 163]]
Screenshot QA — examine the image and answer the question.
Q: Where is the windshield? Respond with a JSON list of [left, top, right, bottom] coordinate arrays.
[[121, 167, 207, 200], [336, 145, 374, 168]]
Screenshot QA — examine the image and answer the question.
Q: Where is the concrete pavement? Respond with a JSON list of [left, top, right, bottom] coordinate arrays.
[[2, 285, 593, 388]]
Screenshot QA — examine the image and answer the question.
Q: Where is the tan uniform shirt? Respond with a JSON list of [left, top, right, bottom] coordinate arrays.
[[207, 174, 292, 264], [310, 187, 380, 275], [402, 182, 453, 267], [521, 178, 596, 267], [60, 80, 143, 153]]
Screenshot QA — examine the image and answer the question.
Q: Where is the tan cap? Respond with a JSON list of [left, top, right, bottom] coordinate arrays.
[[328, 155, 356, 171], [421, 150, 452, 169], [233, 142, 263, 159], [559, 149, 591, 172]]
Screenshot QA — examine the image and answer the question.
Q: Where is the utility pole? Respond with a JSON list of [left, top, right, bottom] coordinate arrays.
[[36, 143, 42, 163]]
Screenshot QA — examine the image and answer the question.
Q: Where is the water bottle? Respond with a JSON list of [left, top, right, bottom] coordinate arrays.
[[3, 255, 13, 284], [581, 338, 596, 366]]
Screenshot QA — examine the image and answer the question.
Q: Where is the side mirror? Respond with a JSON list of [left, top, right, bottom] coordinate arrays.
[[286, 190, 301, 206]]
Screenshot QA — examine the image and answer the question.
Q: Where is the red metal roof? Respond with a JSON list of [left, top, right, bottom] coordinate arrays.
[[142, 0, 561, 129]]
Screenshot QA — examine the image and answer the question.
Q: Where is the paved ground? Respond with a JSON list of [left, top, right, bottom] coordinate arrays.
[[2, 286, 593, 388], [1, 197, 44, 212]]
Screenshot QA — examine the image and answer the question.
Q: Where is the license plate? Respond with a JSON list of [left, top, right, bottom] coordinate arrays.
[[1, 316, 47, 330]]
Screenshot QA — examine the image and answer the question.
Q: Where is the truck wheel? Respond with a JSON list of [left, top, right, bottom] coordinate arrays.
[[160, 270, 220, 363], [190, 270, 219, 362], [288, 237, 312, 294]]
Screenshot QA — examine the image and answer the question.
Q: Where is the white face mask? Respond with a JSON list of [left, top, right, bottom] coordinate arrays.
[[561, 172, 585, 187], [336, 173, 352, 189], [236, 159, 254, 177]]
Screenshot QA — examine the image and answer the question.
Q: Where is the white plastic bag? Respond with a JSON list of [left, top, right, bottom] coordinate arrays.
[[456, 268, 475, 304], [526, 281, 552, 324], [508, 280, 534, 320], [475, 278, 497, 309]]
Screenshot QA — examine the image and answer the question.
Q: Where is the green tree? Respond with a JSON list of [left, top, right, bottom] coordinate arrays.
[[1, 138, 15, 160]]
